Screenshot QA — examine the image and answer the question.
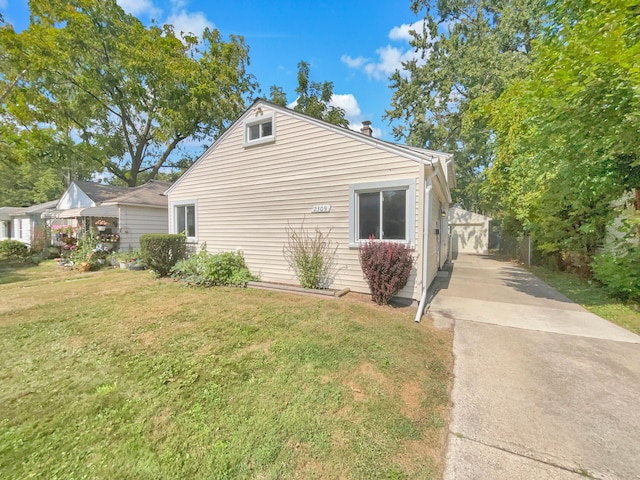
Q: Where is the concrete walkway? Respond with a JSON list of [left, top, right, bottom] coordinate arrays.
[[427, 254, 640, 480]]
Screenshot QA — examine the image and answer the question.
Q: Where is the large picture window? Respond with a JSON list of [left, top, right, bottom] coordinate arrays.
[[174, 204, 196, 239], [349, 180, 415, 247], [358, 190, 407, 240]]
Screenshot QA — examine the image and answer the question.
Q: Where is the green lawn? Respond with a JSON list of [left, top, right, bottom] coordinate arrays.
[[529, 265, 640, 335], [0, 261, 452, 479]]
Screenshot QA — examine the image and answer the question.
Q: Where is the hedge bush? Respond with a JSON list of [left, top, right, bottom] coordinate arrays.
[[591, 247, 640, 302], [171, 249, 255, 287], [0, 240, 29, 260], [140, 234, 187, 277], [359, 239, 415, 305]]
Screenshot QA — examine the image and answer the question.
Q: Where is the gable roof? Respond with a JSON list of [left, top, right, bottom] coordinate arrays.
[[166, 99, 455, 196], [74, 181, 128, 203], [0, 206, 27, 221], [24, 199, 59, 215], [103, 180, 171, 207]]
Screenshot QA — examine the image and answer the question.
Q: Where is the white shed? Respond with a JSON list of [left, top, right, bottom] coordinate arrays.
[[448, 207, 491, 255]]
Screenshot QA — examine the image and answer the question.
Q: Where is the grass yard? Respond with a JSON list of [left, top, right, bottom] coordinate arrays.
[[0, 261, 453, 479], [529, 265, 640, 335]]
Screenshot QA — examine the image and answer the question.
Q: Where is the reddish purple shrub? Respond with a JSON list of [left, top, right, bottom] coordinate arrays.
[[358, 238, 415, 305]]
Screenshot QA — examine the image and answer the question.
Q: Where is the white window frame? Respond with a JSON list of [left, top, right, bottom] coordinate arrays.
[[243, 113, 276, 147], [349, 179, 416, 248], [171, 200, 197, 243]]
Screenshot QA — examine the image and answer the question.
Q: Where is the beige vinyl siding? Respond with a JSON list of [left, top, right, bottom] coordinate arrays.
[[118, 206, 168, 251], [425, 178, 451, 288], [170, 106, 425, 299]]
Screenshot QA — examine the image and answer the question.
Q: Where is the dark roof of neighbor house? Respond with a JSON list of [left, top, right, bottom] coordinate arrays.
[[0, 206, 27, 215], [24, 199, 59, 215], [0, 206, 27, 221], [104, 180, 171, 207], [74, 181, 128, 203]]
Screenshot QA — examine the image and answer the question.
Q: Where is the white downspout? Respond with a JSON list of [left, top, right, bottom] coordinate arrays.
[[415, 169, 437, 322]]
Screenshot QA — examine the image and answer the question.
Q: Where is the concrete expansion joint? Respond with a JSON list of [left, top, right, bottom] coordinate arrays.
[[449, 431, 601, 479]]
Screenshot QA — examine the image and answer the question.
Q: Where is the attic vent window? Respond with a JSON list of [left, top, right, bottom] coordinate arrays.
[[244, 113, 275, 147]]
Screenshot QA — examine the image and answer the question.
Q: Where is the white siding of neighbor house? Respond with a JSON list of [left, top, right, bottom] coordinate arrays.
[[0, 221, 9, 240], [118, 206, 168, 251], [169, 105, 427, 300], [58, 184, 94, 209], [13, 217, 31, 244]]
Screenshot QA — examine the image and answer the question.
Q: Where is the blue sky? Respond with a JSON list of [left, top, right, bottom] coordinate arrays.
[[1, 0, 426, 140]]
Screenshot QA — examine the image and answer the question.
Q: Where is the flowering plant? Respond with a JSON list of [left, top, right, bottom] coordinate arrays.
[[52, 224, 77, 236], [95, 219, 108, 226], [100, 233, 120, 242]]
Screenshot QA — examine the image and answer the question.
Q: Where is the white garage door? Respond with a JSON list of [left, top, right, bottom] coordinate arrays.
[[451, 224, 488, 255]]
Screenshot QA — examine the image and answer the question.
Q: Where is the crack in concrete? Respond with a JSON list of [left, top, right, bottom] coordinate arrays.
[[450, 431, 600, 479]]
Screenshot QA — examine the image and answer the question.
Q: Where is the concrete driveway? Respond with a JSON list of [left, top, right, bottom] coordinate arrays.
[[427, 254, 640, 480]]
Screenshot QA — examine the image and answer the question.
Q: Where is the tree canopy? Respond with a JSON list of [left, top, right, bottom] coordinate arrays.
[[268, 61, 349, 127], [483, 0, 640, 262], [0, 0, 256, 190], [385, 0, 545, 210], [391, 0, 639, 297]]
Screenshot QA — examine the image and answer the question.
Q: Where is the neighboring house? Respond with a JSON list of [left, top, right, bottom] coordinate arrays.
[[0, 200, 58, 248], [448, 207, 492, 256], [43, 180, 170, 251], [0, 207, 26, 240], [166, 99, 455, 313], [0, 207, 26, 242]]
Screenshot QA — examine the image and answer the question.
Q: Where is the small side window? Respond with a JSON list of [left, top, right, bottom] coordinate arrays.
[[174, 203, 197, 241], [244, 113, 275, 147]]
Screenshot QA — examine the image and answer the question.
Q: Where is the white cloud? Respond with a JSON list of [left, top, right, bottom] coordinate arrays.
[[341, 55, 367, 69], [169, 0, 188, 9], [166, 10, 214, 38], [389, 20, 425, 42], [364, 45, 422, 80], [330, 94, 384, 137], [0, 0, 7, 9], [330, 94, 361, 119], [342, 20, 426, 81], [288, 93, 380, 137], [116, 0, 161, 18]]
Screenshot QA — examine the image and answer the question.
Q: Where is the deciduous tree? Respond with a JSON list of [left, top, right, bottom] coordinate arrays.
[[269, 61, 348, 127], [385, 0, 545, 210], [1, 0, 256, 187], [484, 0, 640, 268]]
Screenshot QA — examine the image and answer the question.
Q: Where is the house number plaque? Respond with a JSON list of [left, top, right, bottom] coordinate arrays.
[[311, 205, 331, 213]]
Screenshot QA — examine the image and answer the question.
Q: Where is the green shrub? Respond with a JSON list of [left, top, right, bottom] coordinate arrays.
[[591, 247, 640, 302], [359, 239, 415, 305], [0, 240, 30, 260], [140, 234, 187, 277], [171, 248, 255, 287], [283, 223, 337, 289]]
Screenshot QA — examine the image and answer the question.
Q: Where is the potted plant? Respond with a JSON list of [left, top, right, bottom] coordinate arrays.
[[113, 251, 130, 269], [95, 219, 108, 232]]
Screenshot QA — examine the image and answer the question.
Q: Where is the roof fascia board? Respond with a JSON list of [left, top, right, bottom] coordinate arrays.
[[102, 202, 167, 209]]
